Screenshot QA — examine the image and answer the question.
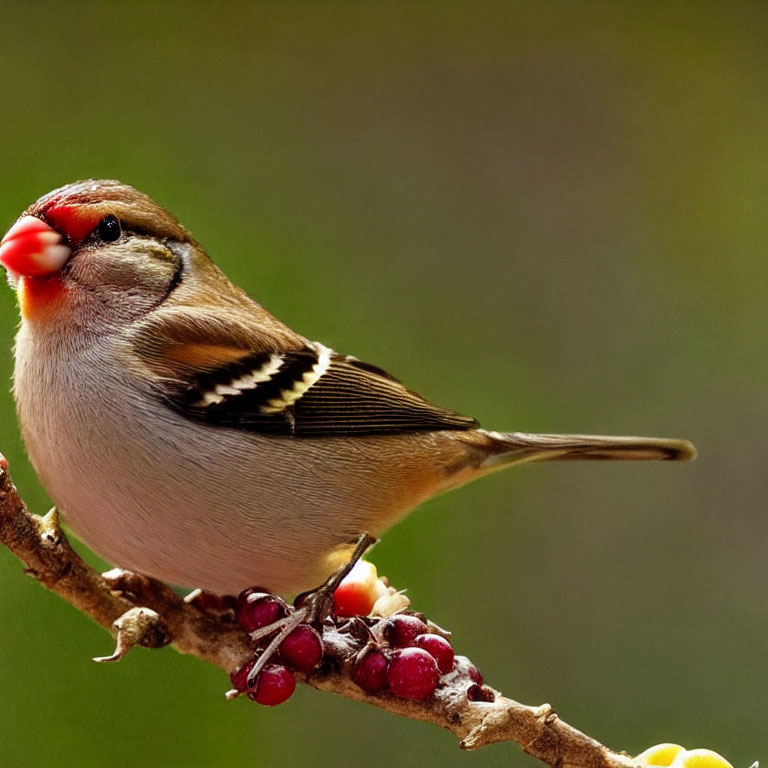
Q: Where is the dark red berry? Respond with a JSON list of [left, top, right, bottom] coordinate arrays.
[[467, 683, 495, 702], [411, 633, 454, 674], [247, 664, 296, 706], [352, 650, 389, 694], [229, 658, 256, 693], [236, 590, 288, 633], [383, 615, 429, 648], [467, 664, 484, 685], [386, 648, 439, 701], [236, 586, 271, 610], [279, 624, 324, 672]]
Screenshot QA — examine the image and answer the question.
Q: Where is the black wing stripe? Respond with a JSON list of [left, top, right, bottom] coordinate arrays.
[[185, 348, 322, 411], [169, 345, 478, 436], [191, 351, 273, 397], [237, 349, 319, 413]]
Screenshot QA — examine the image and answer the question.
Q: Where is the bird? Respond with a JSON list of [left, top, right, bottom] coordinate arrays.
[[0, 180, 696, 597]]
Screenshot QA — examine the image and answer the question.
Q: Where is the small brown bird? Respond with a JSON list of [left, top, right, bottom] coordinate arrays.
[[0, 180, 695, 596]]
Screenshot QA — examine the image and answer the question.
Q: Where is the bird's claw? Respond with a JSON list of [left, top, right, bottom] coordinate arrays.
[[243, 532, 376, 688]]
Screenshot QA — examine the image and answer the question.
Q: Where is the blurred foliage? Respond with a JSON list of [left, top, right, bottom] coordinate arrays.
[[0, 2, 765, 766]]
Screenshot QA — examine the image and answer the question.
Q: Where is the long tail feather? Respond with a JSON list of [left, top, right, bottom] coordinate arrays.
[[481, 431, 696, 470]]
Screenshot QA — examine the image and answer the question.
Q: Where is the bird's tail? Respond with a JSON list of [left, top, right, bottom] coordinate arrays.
[[479, 431, 696, 472]]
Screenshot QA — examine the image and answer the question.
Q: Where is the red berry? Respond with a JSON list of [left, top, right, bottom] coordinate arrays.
[[332, 560, 379, 617], [386, 648, 439, 701], [467, 664, 484, 685], [383, 615, 429, 648], [236, 586, 271, 609], [411, 633, 454, 674], [247, 664, 296, 706], [279, 624, 324, 672], [333, 581, 377, 617], [352, 650, 389, 694], [229, 658, 256, 693], [467, 683, 495, 702], [236, 590, 288, 633]]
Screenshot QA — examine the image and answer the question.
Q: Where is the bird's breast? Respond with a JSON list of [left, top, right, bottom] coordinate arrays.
[[12, 329, 448, 594]]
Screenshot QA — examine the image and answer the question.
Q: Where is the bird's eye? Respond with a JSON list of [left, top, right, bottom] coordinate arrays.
[[97, 214, 121, 242]]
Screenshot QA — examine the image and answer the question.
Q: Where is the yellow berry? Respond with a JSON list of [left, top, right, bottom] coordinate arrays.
[[636, 745, 735, 768], [636, 744, 686, 766], [672, 749, 734, 768]]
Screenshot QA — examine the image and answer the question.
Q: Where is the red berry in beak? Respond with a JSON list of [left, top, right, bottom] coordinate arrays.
[[0, 216, 71, 278]]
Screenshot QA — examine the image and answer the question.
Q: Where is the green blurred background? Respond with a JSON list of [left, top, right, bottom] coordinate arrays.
[[0, 2, 765, 766]]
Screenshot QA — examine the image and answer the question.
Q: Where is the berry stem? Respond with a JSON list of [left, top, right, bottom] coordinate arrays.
[[244, 532, 375, 687], [324, 533, 378, 593], [245, 608, 307, 687]]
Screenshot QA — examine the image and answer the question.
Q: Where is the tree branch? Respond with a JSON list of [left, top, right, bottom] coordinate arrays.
[[0, 453, 641, 767]]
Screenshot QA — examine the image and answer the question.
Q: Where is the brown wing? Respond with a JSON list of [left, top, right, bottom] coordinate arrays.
[[163, 344, 478, 436]]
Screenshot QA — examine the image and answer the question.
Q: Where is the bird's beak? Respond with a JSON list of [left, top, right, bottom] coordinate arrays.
[[0, 216, 71, 279]]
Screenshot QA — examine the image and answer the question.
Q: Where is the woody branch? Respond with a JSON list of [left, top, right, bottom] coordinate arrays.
[[0, 453, 640, 768]]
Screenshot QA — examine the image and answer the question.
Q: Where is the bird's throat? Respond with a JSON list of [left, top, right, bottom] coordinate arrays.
[[18, 275, 66, 321]]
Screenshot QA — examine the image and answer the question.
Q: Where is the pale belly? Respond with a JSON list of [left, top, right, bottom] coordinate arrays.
[[13, 333, 461, 595]]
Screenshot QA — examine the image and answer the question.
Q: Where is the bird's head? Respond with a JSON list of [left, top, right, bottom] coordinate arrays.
[[0, 180, 199, 328]]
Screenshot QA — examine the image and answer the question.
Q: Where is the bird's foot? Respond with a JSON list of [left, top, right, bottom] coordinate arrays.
[[244, 532, 377, 688]]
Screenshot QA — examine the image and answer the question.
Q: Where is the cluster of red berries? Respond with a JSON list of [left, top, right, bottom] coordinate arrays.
[[351, 614, 488, 702], [220, 584, 493, 708]]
